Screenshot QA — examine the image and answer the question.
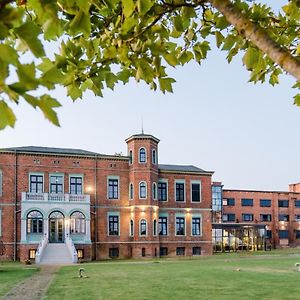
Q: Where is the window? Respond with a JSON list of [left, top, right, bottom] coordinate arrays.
[[77, 249, 84, 259], [129, 150, 133, 164], [139, 148, 146, 163], [193, 247, 201, 255], [160, 247, 168, 256], [278, 200, 289, 207], [296, 230, 300, 239], [130, 220, 134, 236], [279, 230, 288, 239], [191, 182, 201, 202], [70, 211, 85, 234], [152, 149, 157, 164], [108, 178, 119, 199], [260, 214, 272, 222], [70, 176, 82, 195], [176, 217, 185, 235], [266, 230, 272, 238], [241, 199, 253, 206], [30, 174, 43, 193], [279, 214, 289, 221], [225, 198, 235, 206], [159, 216, 168, 235], [139, 182, 147, 199], [192, 217, 201, 236], [27, 210, 43, 234], [222, 214, 235, 222], [212, 185, 222, 211], [175, 182, 185, 202], [0, 208, 2, 236], [176, 247, 185, 256], [109, 248, 119, 258], [153, 219, 157, 236], [108, 215, 119, 235], [0, 170, 2, 196], [295, 200, 300, 208], [295, 215, 300, 221], [129, 183, 133, 200], [152, 183, 157, 200], [142, 248, 146, 257], [29, 249, 36, 259], [242, 214, 254, 222], [260, 199, 271, 207], [140, 219, 147, 236], [50, 175, 63, 193], [158, 181, 167, 201]]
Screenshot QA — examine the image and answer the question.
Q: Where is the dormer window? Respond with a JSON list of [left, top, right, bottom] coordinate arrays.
[[152, 149, 157, 164], [139, 148, 146, 163]]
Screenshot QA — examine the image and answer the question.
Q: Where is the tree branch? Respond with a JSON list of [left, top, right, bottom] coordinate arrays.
[[208, 0, 300, 82]]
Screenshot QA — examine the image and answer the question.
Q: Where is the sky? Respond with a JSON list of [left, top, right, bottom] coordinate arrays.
[[0, 1, 299, 191]]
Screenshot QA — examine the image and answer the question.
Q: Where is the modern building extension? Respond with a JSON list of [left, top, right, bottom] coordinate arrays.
[[0, 133, 213, 262]]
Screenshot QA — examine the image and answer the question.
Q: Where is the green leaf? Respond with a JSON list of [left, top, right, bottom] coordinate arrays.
[[14, 21, 45, 57], [37, 95, 61, 126], [137, 0, 154, 16], [117, 69, 131, 84], [173, 15, 184, 32], [17, 63, 39, 90], [294, 94, 300, 106], [243, 47, 259, 71], [158, 77, 176, 93], [122, 0, 136, 18], [222, 35, 236, 51], [0, 100, 16, 129], [69, 10, 91, 37], [163, 53, 178, 67], [67, 83, 82, 100], [215, 31, 224, 48]]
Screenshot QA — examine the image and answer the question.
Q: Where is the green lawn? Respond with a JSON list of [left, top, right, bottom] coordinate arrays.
[[0, 262, 39, 297], [44, 251, 300, 300]]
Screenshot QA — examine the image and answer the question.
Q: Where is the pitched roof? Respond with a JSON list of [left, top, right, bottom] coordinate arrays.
[[158, 164, 213, 174], [125, 133, 160, 143], [0, 146, 99, 156]]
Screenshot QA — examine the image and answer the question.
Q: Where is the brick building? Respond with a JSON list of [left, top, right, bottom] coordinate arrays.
[[212, 182, 300, 251], [0, 133, 213, 262]]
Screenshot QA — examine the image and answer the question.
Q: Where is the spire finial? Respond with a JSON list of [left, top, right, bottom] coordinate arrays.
[[141, 117, 144, 134]]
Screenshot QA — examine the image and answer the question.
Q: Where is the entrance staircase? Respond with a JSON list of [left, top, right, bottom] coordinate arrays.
[[38, 243, 73, 265]]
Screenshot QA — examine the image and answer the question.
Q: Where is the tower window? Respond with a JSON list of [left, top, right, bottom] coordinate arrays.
[[139, 148, 146, 163]]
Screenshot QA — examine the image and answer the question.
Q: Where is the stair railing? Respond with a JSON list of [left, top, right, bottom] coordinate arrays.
[[65, 234, 78, 263], [35, 233, 48, 264]]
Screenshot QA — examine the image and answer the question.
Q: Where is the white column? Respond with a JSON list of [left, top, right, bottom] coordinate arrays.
[[65, 218, 70, 240], [44, 218, 49, 240], [85, 219, 91, 242], [21, 218, 27, 242]]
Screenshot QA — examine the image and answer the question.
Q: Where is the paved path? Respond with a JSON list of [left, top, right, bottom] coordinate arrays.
[[2, 266, 59, 300]]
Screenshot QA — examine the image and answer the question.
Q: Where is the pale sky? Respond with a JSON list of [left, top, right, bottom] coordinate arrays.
[[0, 1, 298, 191]]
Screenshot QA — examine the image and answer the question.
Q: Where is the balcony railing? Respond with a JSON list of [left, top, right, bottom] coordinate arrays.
[[22, 192, 90, 203]]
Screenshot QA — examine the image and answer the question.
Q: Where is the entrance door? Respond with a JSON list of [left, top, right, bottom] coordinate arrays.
[[49, 211, 64, 243]]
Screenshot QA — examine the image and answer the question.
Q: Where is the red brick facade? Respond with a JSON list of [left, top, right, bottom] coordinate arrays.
[[0, 133, 213, 261]]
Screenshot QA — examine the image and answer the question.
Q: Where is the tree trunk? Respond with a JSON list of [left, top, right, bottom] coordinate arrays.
[[208, 0, 300, 82]]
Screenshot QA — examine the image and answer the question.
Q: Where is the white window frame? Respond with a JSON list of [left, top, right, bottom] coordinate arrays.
[[139, 219, 147, 236], [191, 180, 202, 203], [174, 179, 186, 202], [158, 214, 169, 236], [152, 182, 157, 200], [129, 183, 134, 200], [49, 173, 64, 194], [129, 219, 134, 237], [139, 147, 147, 164], [175, 215, 186, 236], [107, 212, 120, 236], [191, 215, 202, 237], [29, 172, 44, 193], [69, 174, 84, 195], [152, 149, 157, 165], [158, 179, 168, 202], [139, 181, 147, 199], [107, 176, 120, 200]]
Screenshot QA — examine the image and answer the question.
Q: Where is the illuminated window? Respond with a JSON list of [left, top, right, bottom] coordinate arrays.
[[77, 249, 84, 259], [70, 211, 85, 234], [29, 249, 36, 259], [27, 210, 43, 234]]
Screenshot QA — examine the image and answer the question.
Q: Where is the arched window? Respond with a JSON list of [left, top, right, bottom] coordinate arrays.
[[152, 149, 157, 164], [140, 219, 147, 236], [139, 148, 146, 163], [130, 220, 134, 236], [70, 211, 85, 234], [129, 150, 133, 164], [153, 219, 157, 236], [152, 182, 157, 200], [27, 210, 43, 234], [139, 182, 147, 199], [129, 183, 134, 200]]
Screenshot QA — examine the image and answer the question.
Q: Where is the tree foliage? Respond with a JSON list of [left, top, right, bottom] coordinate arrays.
[[0, 0, 300, 129]]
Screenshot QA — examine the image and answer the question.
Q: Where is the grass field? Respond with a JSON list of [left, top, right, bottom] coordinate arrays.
[[0, 262, 39, 297], [44, 251, 300, 300]]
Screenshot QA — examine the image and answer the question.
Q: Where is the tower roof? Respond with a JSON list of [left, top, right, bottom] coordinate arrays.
[[125, 133, 160, 143]]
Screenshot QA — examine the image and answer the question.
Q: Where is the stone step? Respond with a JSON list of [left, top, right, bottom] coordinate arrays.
[[39, 243, 73, 265]]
